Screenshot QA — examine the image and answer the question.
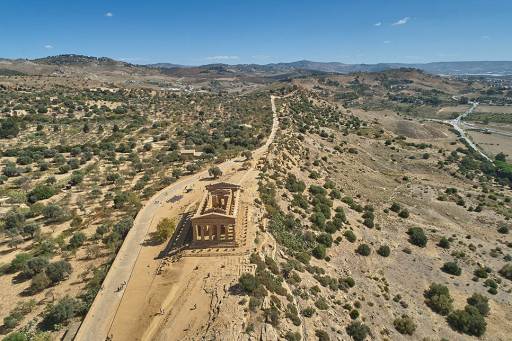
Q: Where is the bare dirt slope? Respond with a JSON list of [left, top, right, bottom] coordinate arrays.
[[102, 96, 280, 340], [242, 92, 511, 340]]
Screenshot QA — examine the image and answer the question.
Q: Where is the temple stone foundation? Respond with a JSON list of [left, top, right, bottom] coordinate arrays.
[[191, 182, 241, 247]]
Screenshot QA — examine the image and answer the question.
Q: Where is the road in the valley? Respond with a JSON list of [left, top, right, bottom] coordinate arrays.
[[430, 101, 492, 162], [74, 95, 280, 341]]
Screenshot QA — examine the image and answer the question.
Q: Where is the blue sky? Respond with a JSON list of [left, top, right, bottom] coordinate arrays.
[[1, 0, 511, 65]]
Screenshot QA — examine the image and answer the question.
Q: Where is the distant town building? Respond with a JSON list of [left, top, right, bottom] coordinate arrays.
[[180, 149, 203, 160]]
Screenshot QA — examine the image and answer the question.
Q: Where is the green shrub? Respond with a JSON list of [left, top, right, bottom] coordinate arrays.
[[9, 253, 32, 273], [424, 283, 453, 315], [46, 260, 72, 283], [309, 185, 327, 196], [43, 204, 70, 223], [398, 209, 409, 218], [69, 171, 84, 186], [3, 314, 21, 330], [285, 331, 301, 341], [315, 329, 330, 341], [42, 296, 81, 330], [295, 252, 311, 265], [248, 297, 261, 311], [30, 272, 51, 293], [68, 232, 86, 249], [330, 189, 342, 200], [349, 309, 359, 320], [154, 218, 175, 243], [447, 305, 486, 336], [263, 306, 279, 327], [346, 321, 370, 341], [339, 277, 355, 289], [473, 267, 488, 279], [442, 262, 462, 276], [208, 166, 222, 179], [390, 202, 401, 213], [312, 244, 327, 259], [499, 263, 512, 280], [407, 227, 427, 247], [467, 293, 490, 316], [23, 256, 49, 278], [3, 332, 29, 341], [483, 278, 498, 289], [292, 194, 309, 209], [438, 237, 450, 249], [27, 184, 56, 203], [285, 174, 306, 193], [393, 315, 416, 335], [301, 306, 315, 317], [0, 118, 20, 138], [377, 245, 390, 257], [315, 297, 329, 310], [497, 225, 509, 234], [316, 233, 333, 247], [356, 244, 371, 256], [239, 273, 257, 293], [343, 230, 356, 243], [2, 300, 36, 330], [257, 269, 286, 296], [285, 303, 301, 326], [310, 211, 326, 228]]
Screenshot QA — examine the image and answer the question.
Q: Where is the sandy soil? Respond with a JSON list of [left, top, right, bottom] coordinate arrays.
[[256, 95, 512, 341], [475, 105, 512, 114], [107, 145, 266, 341], [76, 96, 280, 341], [467, 130, 512, 157]]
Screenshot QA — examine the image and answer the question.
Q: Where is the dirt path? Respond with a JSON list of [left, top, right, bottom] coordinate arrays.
[[74, 95, 280, 341]]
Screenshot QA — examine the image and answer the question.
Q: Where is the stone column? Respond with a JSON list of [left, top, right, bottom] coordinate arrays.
[[208, 225, 213, 241], [217, 225, 221, 241], [200, 225, 204, 241]]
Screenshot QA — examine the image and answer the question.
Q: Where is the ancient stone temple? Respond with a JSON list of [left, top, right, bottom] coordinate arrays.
[[191, 182, 241, 247]]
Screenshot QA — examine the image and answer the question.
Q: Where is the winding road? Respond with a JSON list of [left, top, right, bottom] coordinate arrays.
[[74, 95, 280, 341], [430, 101, 492, 161]]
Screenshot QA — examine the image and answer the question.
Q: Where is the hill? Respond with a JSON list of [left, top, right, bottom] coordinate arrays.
[[153, 59, 512, 76], [1, 55, 512, 79], [32, 54, 131, 67]]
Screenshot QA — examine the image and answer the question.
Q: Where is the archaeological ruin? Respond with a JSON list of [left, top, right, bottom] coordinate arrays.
[[190, 182, 241, 247]]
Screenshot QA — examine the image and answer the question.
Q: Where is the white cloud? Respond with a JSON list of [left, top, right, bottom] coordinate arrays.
[[105, 12, 113, 17], [374, 22, 382, 27], [44, 44, 53, 49], [392, 17, 410, 26], [482, 35, 490, 40], [205, 55, 239, 61], [383, 40, 391, 44]]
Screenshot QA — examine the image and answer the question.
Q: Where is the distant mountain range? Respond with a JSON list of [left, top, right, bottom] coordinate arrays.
[[148, 59, 512, 76], [1, 55, 512, 76]]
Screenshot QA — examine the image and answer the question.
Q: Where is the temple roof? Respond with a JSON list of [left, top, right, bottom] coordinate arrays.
[[206, 182, 241, 190], [192, 182, 241, 223]]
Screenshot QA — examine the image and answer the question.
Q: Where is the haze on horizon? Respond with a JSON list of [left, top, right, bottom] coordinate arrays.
[[1, 0, 511, 65]]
